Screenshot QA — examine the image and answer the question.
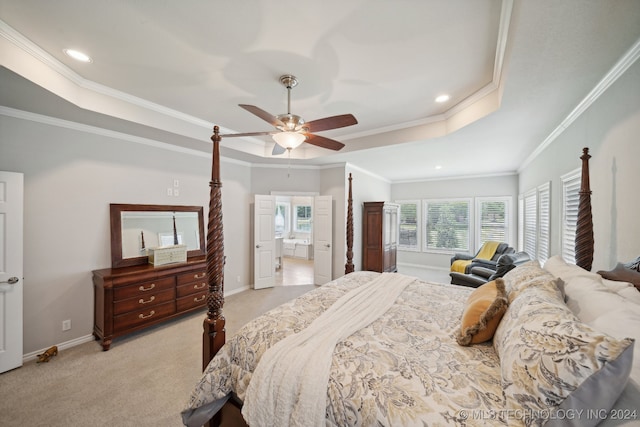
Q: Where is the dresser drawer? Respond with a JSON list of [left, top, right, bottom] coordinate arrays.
[[113, 276, 175, 301], [113, 288, 176, 315], [177, 270, 207, 286], [177, 291, 207, 312], [176, 280, 208, 298], [113, 301, 176, 332]]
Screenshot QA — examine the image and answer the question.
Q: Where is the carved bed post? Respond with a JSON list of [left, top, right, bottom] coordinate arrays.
[[345, 173, 355, 274], [203, 126, 226, 371], [575, 147, 594, 271]]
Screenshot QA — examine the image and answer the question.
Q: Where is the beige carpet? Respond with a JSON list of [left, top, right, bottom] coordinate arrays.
[[0, 284, 316, 427]]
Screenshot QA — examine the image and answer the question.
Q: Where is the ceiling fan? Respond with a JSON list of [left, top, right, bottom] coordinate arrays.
[[220, 75, 358, 155]]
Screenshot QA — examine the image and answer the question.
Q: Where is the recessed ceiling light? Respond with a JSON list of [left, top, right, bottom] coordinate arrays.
[[435, 94, 450, 103], [435, 165, 442, 170], [63, 49, 92, 63]]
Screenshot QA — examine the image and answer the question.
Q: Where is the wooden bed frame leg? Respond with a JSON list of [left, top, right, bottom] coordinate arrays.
[[202, 126, 227, 427], [575, 147, 594, 271], [203, 316, 226, 372], [345, 173, 355, 275]]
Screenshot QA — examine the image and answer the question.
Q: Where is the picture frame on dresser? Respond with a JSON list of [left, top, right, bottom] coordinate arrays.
[[93, 204, 208, 351]]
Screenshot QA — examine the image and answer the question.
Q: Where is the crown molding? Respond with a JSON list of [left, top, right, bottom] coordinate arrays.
[[519, 36, 640, 171], [0, 106, 211, 158], [0, 19, 214, 130]]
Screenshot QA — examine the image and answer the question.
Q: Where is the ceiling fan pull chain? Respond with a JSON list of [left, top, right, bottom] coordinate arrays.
[[287, 148, 292, 178]]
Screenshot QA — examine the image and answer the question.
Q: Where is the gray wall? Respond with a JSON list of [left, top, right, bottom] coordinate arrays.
[[1, 55, 638, 357], [519, 59, 640, 272], [345, 165, 392, 272], [391, 174, 519, 269], [0, 115, 251, 354]]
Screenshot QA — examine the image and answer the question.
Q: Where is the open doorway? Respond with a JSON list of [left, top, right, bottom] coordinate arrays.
[[274, 194, 315, 286]]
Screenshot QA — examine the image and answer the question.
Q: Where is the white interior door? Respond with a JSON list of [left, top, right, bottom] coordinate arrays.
[[254, 195, 275, 289], [0, 171, 24, 373], [313, 195, 332, 285]]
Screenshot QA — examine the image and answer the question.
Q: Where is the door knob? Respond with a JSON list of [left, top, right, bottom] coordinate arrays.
[[325, 244, 331, 248], [256, 244, 261, 248], [0, 277, 18, 285]]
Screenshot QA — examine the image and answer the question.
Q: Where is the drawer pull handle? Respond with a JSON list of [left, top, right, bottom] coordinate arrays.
[[138, 310, 155, 319], [194, 295, 206, 303], [193, 272, 206, 279], [139, 283, 155, 292], [194, 282, 206, 290], [138, 296, 155, 305]]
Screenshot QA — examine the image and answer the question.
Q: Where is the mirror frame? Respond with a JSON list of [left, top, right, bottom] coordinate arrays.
[[110, 203, 206, 268]]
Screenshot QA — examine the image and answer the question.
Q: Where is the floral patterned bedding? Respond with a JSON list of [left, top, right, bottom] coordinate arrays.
[[182, 271, 508, 426]]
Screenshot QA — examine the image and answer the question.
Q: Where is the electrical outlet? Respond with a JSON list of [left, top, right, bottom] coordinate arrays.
[[174, 189, 180, 197], [173, 179, 179, 187], [167, 188, 173, 196], [62, 319, 71, 331]]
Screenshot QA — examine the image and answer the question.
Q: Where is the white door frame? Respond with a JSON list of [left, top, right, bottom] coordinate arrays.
[[0, 171, 24, 373], [313, 195, 333, 285], [253, 195, 275, 289]]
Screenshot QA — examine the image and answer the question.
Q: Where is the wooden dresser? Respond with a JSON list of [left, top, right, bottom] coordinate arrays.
[[93, 258, 207, 350], [362, 201, 400, 273]]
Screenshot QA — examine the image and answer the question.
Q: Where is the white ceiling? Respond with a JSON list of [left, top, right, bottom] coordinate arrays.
[[1, 0, 639, 181]]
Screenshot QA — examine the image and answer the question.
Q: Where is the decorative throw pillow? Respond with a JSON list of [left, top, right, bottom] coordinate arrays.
[[600, 278, 640, 304], [598, 262, 640, 290], [493, 277, 634, 427], [501, 260, 563, 302], [543, 255, 639, 322], [457, 279, 508, 345]]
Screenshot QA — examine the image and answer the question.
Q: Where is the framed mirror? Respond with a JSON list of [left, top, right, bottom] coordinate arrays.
[[110, 203, 205, 268]]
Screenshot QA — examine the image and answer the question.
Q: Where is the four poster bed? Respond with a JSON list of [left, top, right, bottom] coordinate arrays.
[[183, 130, 640, 426]]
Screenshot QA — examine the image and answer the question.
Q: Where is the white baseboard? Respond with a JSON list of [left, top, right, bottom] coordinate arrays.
[[22, 285, 251, 362], [397, 262, 449, 272], [226, 285, 250, 296], [23, 334, 95, 363]]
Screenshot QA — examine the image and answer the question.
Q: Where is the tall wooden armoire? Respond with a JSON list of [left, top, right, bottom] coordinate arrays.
[[362, 202, 399, 273]]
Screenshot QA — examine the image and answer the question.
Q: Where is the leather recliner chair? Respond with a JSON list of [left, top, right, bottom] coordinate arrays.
[[450, 251, 531, 288], [450, 242, 515, 274]]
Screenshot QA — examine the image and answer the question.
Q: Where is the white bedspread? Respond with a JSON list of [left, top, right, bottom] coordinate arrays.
[[242, 272, 415, 427]]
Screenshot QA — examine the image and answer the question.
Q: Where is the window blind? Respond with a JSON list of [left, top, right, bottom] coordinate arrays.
[[562, 170, 581, 264]]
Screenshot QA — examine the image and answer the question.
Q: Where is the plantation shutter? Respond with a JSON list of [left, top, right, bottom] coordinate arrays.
[[562, 170, 581, 263], [424, 200, 470, 252], [398, 201, 419, 250], [477, 198, 509, 250], [523, 191, 537, 259], [537, 182, 551, 263], [518, 196, 524, 252]]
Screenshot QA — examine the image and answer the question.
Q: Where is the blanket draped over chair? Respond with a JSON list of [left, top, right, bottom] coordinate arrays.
[[451, 241, 501, 273], [242, 273, 416, 427]]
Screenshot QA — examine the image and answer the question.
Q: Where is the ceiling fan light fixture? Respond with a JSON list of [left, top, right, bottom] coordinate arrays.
[[272, 131, 305, 150]]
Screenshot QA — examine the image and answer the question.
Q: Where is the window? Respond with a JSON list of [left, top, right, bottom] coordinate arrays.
[[517, 182, 550, 262], [476, 197, 510, 250], [274, 202, 290, 236], [522, 189, 538, 259], [562, 169, 581, 264], [294, 205, 312, 232], [397, 200, 420, 251], [423, 199, 471, 252], [537, 182, 551, 264]]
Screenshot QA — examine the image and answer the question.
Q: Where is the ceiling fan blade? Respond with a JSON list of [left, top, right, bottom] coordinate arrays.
[[304, 114, 358, 133], [219, 131, 276, 137], [239, 104, 285, 127], [304, 133, 345, 151], [272, 143, 287, 155]]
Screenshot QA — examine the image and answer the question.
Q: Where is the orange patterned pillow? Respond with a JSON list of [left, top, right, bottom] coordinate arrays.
[[457, 279, 508, 345]]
